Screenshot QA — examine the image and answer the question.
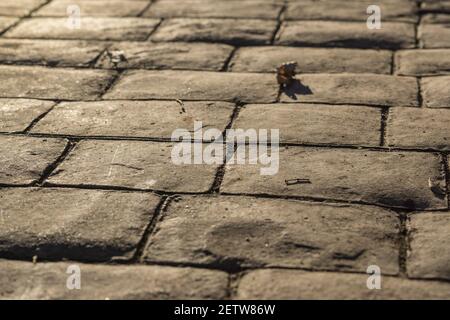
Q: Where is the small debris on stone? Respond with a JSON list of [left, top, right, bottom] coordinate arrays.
[[428, 177, 446, 198], [285, 178, 312, 186], [277, 61, 298, 87], [176, 99, 186, 113], [106, 49, 127, 68]]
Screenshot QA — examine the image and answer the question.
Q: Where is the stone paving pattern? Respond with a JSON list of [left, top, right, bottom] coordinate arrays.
[[0, 0, 449, 300]]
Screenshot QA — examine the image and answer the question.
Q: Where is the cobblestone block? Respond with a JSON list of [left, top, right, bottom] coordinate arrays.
[[237, 269, 450, 299], [395, 49, 450, 76], [280, 74, 418, 107], [5, 17, 161, 41], [421, 76, 450, 108], [0, 66, 115, 100], [96, 42, 233, 71], [233, 103, 381, 146], [0, 260, 228, 299], [420, 23, 450, 48], [31, 100, 235, 138], [47, 140, 219, 192], [151, 18, 277, 45], [0, 39, 105, 67], [104, 70, 279, 103], [0, 188, 161, 261], [276, 21, 415, 49], [230, 47, 392, 74], [144, 0, 282, 19], [285, 0, 417, 23], [144, 195, 400, 273], [408, 213, 450, 280], [34, 0, 149, 17], [387, 107, 450, 150], [221, 147, 447, 210]]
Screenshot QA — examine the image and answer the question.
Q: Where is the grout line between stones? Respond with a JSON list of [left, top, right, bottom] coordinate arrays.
[[132, 195, 170, 262], [34, 139, 77, 186]]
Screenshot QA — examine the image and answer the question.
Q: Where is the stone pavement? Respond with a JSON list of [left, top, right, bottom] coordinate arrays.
[[0, 0, 449, 300]]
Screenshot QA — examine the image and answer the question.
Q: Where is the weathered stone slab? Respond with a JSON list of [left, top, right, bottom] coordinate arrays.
[[144, 195, 400, 274]]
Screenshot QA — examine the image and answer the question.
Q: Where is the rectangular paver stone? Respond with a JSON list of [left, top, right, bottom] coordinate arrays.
[[280, 74, 418, 107], [396, 49, 450, 76], [104, 70, 279, 103], [47, 140, 219, 192], [34, 0, 149, 17], [420, 23, 450, 48], [151, 18, 277, 45], [285, 0, 417, 23], [237, 269, 450, 299], [0, 136, 67, 185], [144, 0, 282, 19], [221, 147, 447, 210], [0, 39, 106, 67], [95, 42, 233, 71], [0, 260, 228, 299], [31, 100, 235, 139], [144, 195, 400, 274], [0, 188, 161, 261], [233, 103, 381, 146], [408, 213, 450, 280], [421, 76, 450, 108], [276, 21, 415, 49], [387, 107, 450, 150], [0, 98, 54, 133], [231, 47, 392, 74], [0, 66, 115, 100], [5, 17, 161, 40]]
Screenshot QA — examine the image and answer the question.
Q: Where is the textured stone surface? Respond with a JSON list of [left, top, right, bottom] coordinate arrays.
[[0, 39, 105, 67], [0, 66, 115, 100], [95, 42, 233, 71], [221, 147, 447, 210], [396, 49, 450, 76], [420, 23, 450, 48], [5, 17, 161, 40], [105, 70, 279, 103], [237, 269, 450, 299], [387, 107, 450, 150], [285, 0, 417, 23], [421, 14, 450, 24], [233, 103, 381, 146], [47, 140, 219, 192], [0, 0, 46, 17], [230, 47, 392, 74], [0, 17, 18, 33], [151, 18, 277, 45], [0, 260, 228, 299], [144, 0, 282, 19], [145, 195, 400, 273], [34, 0, 149, 17], [32, 100, 235, 138], [280, 74, 418, 107], [421, 76, 450, 108], [0, 136, 67, 185], [0, 188, 161, 261], [408, 213, 450, 281], [0, 98, 54, 133], [276, 21, 415, 49]]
